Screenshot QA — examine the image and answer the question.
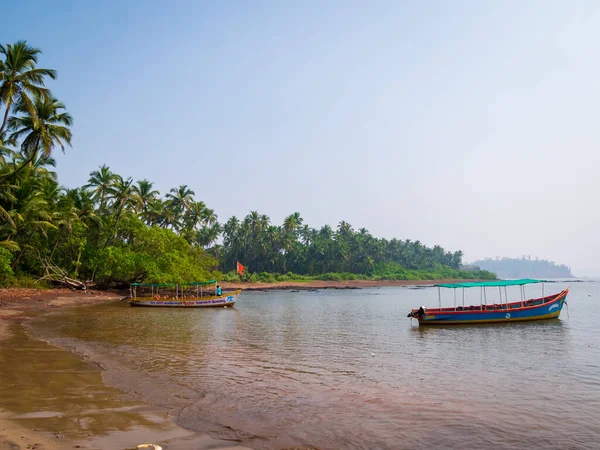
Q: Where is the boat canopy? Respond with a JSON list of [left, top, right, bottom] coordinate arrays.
[[435, 278, 546, 289], [131, 280, 217, 287]]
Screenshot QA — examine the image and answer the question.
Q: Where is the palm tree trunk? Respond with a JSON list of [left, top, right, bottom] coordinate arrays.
[[103, 201, 124, 249], [0, 101, 12, 136], [0, 137, 40, 180], [49, 227, 64, 261]]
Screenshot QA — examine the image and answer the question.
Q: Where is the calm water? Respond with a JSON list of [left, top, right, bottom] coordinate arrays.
[[32, 281, 600, 449]]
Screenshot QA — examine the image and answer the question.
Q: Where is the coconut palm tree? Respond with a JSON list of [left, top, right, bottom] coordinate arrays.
[[5, 94, 72, 178], [142, 198, 165, 227], [132, 179, 159, 214], [183, 200, 209, 231], [0, 40, 56, 136], [166, 185, 195, 210], [196, 223, 221, 248], [85, 165, 116, 210], [103, 175, 134, 248]]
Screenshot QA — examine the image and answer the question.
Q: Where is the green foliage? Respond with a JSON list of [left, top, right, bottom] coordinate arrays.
[[0, 247, 14, 281], [0, 275, 50, 289], [93, 218, 218, 285]]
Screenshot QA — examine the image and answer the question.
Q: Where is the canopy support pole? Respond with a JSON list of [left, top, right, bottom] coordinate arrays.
[[484, 287, 487, 305], [462, 288, 465, 307], [505, 286, 509, 308], [499, 286, 502, 306], [453, 288, 455, 310], [542, 282, 544, 299], [176, 284, 179, 299], [480, 287, 483, 307]]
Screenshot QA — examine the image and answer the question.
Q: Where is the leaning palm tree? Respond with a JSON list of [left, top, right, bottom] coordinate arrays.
[[4, 94, 72, 178], [0, 41, 56, 136]]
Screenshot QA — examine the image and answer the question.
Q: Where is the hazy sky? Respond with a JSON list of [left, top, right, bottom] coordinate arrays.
[[4, 1, 600, 275]]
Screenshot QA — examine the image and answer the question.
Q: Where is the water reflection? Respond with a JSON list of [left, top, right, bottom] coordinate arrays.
[[29, 281, 600, 450]]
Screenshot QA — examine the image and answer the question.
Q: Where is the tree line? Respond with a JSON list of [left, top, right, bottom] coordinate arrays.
[[0, 41, 494, 286]]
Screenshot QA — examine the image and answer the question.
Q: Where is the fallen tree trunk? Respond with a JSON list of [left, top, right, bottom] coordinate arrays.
[[38, 258, 91, 292]]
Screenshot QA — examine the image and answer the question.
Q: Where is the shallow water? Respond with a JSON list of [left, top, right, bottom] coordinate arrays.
[[32, 281, 600, 449], [0, 321, 195, 449]]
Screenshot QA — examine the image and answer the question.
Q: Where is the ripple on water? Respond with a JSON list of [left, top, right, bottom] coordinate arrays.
[[31, 282, 600, 450]]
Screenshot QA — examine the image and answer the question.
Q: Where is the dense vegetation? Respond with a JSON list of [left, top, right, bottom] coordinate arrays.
[[0, 41, 494, 287], [472, 257, 573, 279]]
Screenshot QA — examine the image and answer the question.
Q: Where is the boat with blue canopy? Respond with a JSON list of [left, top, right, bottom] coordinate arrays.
[[407, 279, 568, 325], [128, 280, 241, 307]]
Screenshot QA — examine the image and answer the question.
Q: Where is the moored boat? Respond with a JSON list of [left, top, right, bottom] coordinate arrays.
[[129, 280, 241, 307], [407, 279, 568, 325]]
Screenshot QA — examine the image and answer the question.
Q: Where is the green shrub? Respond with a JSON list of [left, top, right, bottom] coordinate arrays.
[[0, 248, 13, 281]]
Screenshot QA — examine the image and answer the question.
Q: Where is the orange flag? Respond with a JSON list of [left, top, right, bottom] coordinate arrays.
[[237, 261, 246, 276]]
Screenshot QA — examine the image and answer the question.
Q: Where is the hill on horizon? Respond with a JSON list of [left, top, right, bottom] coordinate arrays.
[[471, 257, 574, 279]]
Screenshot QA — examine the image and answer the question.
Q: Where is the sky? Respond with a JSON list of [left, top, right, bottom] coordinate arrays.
[[4, 0, 600, 276]]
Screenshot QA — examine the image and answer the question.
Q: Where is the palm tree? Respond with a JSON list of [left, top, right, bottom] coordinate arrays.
[[132, 179, 159, 213], [202, 207, 217, 227], [166, 185, 194, 212], [103, 175, 134, 248], [0, 41, 56, 136], [85, 165, 116, 210], [183, 200, 208, 231], [49, 190, 79, 260], [196, 223, 221, 248], [283, 212, 303, 233], [142, 198, 165, 226], [5, 94, 72, 178]]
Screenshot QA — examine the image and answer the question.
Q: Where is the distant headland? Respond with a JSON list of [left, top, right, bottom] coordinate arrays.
[[468, 257, 574, 279]]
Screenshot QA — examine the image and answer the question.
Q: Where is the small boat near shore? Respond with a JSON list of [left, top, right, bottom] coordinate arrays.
[[407, 279, 568, 325], [128, 280, 241, 307]]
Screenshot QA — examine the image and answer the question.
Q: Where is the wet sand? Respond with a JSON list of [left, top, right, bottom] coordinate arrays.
[[0, 290, 251, 450]]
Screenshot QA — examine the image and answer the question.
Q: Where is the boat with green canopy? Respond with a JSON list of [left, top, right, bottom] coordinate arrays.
[[407, 279, 568, 325], [129, 280, 241, 308]]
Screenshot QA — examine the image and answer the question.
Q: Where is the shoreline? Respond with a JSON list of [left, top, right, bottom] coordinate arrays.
[[0, 290, 254, 450], [220, 278, 484, 291]]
